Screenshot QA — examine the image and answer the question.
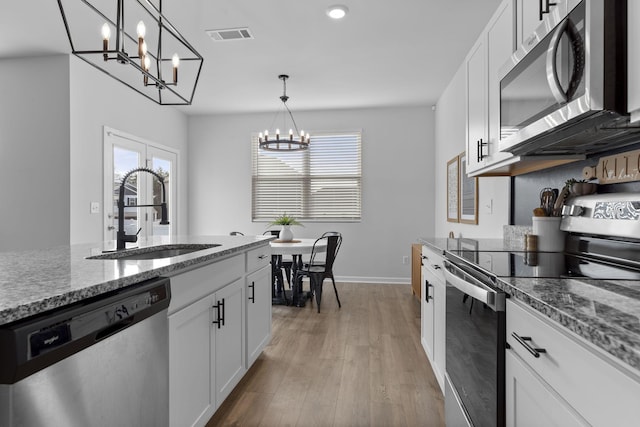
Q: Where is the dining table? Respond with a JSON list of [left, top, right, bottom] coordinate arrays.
[[269, 238, 326, 307]]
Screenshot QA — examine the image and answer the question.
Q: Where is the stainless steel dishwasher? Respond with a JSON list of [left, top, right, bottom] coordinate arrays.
[[0, 277, 171, 427]]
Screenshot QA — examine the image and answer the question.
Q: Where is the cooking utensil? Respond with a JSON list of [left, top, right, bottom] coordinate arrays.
[[540, 187, 555, 216]]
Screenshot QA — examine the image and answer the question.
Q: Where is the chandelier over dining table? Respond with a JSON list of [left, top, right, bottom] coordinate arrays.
[[57, 0, 203, 105], [258, 75, 310, 151]]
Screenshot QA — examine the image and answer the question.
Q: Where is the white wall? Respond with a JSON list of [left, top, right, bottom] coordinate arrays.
[[0, 54, 189, 250], [434, 64, 510, 238], [188, 106, 435, 283], [69, 56, 189, 244], [0, 56, 70, 251]]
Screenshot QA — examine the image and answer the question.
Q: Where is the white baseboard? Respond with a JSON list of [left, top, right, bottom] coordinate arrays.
[[334, 276, 410, 285]]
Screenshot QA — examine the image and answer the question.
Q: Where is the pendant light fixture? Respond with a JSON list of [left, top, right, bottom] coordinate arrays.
[[57, 0, 203, 105], [258, 75, 310, 151]]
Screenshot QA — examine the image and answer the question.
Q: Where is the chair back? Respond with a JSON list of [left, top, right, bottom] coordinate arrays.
[[309, 234, 342, 273], [229, 231, 244, 236]]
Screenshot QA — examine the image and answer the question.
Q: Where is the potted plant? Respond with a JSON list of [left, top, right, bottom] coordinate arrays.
[[565, 178, 598, 196], [268, 213, 303, 241]]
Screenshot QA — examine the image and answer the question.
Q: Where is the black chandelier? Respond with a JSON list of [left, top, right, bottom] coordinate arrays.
[[258, 75, 310, 151], [57, 0, 203, 105]]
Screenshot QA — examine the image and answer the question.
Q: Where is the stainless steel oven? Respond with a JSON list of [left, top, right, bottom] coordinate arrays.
[[443, 258, 506, 427], [498, 0, 634, 156]]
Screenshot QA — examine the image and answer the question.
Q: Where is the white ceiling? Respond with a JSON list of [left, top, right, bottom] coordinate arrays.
[[1, 0, 502, 115]]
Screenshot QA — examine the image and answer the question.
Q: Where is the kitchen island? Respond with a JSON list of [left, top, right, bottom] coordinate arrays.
[[0, 234, 275, 427], [0, 234, 273, 325]]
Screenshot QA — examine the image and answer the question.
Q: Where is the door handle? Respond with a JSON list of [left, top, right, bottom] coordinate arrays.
[[425, 280, 433, 302], [249, 282, 255, 303], [546, 17, 584, 104], [539, 0, 558, 21]]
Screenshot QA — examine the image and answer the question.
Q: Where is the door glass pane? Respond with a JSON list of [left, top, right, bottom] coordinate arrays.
[[112, 146, 141, 240], [151, 156, 171, 236]]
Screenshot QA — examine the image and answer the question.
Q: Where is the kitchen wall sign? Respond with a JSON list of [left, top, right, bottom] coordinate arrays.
[[582, 148, 640, 184], [459, 153, 478, 224], [447, 156, 459, 223]]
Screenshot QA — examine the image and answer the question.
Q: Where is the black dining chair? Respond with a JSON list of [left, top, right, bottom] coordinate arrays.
[[294, 234, 342, 313], [264, 230, 291, 304]]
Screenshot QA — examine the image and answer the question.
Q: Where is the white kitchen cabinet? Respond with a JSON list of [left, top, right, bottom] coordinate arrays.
[[466, 0, 516, 176], [213, 278, 245, 407], [169, 295, 216, 427], [420, 245, 446, 392], [466, 36, 488, 173], [167, 244, 273, 427], [246, 264, 271, 367], [506, 299, 640, 427], [505, 349, 587, 427], [628, 0, 640, 122], [516, 0, 566, 48]]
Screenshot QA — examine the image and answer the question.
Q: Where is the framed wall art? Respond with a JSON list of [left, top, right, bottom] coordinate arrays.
[[447, 156, 459, 223], [458, 152, 478, 224]]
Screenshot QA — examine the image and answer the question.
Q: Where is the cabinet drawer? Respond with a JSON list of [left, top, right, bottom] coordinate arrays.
[[168, 254, 244, 314], [422, 245, 445, 282], [507, 299, 640, 426], [246, 245, 271, 272]]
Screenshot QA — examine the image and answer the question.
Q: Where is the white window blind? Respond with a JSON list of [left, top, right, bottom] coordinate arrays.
[[252, 131, 362, 221]]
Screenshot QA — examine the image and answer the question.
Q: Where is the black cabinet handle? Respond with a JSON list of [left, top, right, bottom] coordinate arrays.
[[220, 298, 225, 326], [212, 300, 222, 328], [425, 280, 433, 302], [258, 254, 268, 259], [249, 281, 255, 303], [477, 138, 488, 162], [539, 0, 558, 21], [511, 332, 547, 358], [433, 265, 441, 270]]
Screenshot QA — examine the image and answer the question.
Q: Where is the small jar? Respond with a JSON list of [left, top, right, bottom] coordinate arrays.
[[524, 234, 538, 252]]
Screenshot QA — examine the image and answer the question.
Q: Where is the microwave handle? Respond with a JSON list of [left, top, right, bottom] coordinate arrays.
[[546, 17, 585, 105]]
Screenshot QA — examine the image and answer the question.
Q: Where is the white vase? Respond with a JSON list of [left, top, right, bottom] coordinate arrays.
[[279, 225, 293, 241]]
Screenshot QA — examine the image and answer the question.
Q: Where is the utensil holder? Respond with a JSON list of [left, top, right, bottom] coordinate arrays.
[[532, 217, 565, 251]]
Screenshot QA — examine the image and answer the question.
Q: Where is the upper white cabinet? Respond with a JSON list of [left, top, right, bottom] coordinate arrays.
[[628, 0, 640, 122], [466, 0, 516, 175], [516, 0, 566, 48]]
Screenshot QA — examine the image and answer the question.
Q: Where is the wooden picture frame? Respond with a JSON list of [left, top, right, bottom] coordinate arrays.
[[447, 156, 459, 223], [458, 152, 478, 224]]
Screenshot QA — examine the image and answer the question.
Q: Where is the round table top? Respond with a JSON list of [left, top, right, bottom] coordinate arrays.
[[269, 238, 326, 255]]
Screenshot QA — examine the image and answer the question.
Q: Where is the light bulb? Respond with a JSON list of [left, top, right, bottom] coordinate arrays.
[[137, 21, 146, 38], [141, 40, 147, 56], [326, 5, 349, 19], [172, 54, 180, 68], [143, 56, 150, 71], [101, 23, 111, 40]]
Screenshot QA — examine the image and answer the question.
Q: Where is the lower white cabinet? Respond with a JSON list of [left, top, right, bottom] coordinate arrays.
[[246, 264, 271, 366], [167, 244, 272, 427], [506, 299, 640, 427], [420, 245, 446, 392], [169, 278, 245, 427]]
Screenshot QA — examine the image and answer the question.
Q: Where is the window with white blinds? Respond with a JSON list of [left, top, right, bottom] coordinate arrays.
[[252, 131, 362, 221]]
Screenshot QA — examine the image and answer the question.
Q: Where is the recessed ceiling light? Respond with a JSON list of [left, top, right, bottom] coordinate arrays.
[[326, 5, 349, 20]]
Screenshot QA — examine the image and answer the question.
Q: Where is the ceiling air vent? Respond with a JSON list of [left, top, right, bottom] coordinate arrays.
[[206, 27, 254, 41]]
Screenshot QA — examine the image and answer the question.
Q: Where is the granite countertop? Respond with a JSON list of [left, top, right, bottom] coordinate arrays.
[[0, 235, 274, 326], [418, 237, 640, 373]]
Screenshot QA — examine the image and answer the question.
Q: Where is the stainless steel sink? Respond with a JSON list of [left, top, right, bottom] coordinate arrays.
[[87, 244, 221, 260]]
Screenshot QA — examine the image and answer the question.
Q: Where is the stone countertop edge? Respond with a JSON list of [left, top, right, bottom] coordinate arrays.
[[0, 235, 275, 326], [417, 236, 640, 375]]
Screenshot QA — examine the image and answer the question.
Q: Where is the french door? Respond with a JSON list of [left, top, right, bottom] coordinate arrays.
[[103, 127, 178, 245]]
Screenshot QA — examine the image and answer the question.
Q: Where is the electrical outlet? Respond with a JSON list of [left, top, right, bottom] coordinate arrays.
[[484, 198, 493, 214], [90, 201, 100, 214], [402, 255, 409, 265]]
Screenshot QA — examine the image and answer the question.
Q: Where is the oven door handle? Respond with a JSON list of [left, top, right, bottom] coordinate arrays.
[[442, 260, 504, 311]]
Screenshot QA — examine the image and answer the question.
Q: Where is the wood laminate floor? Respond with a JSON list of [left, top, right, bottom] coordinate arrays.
[[207, 282, 445, 427]]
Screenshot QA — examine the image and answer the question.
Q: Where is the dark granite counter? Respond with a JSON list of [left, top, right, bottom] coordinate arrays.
[[0, 235, 273, 326], [418, 237, 640, 373]]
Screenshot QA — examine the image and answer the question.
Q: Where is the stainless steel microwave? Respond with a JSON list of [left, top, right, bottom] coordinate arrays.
[[498, 0, 638, 156]]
